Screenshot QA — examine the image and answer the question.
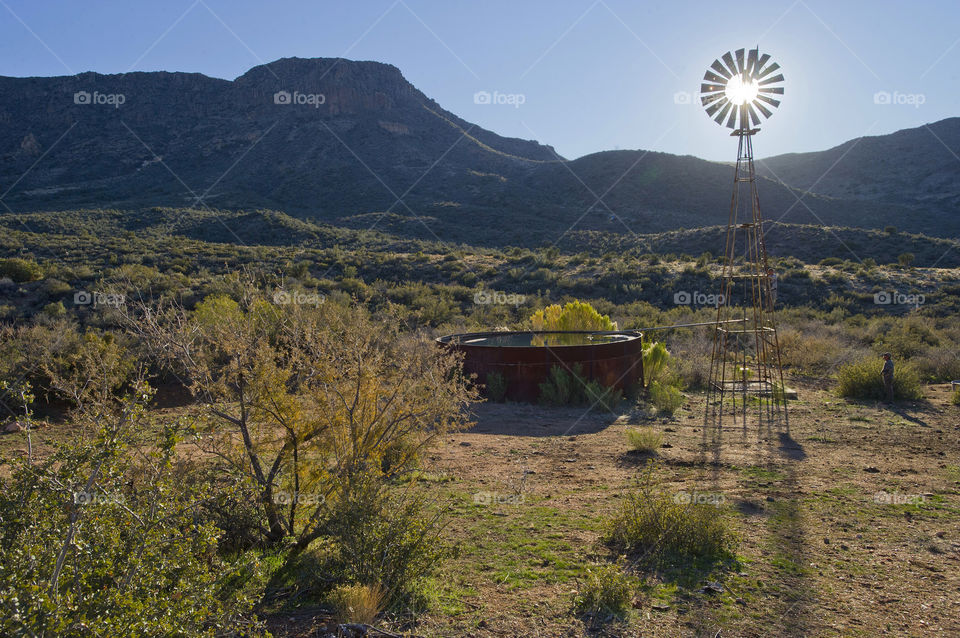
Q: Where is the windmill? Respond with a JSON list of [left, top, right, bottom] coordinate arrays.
[[700, 47, 788, 431]]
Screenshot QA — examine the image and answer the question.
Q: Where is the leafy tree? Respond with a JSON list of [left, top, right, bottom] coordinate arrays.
[[898, 252, 915, 267]]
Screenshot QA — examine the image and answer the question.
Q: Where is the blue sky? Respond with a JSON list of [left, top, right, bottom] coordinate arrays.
[[1, 0, 957, 161]]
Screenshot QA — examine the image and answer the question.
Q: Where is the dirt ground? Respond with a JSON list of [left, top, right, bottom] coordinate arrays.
[[7, 381, 957, 637], [376, 380, 960, 637]]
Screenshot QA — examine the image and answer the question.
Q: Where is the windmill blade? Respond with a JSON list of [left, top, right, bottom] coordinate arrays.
[[721, 51, 738, 76], [756, 53, 771, 73], [757, 62, 780, 79], [756, 94, 781, 108], [703, 70, 727, 84], [702, 92, 727, 107], [747, 48, 758, 75], [701, 83, 726, 94], [759, 86, 784, 95], [759, 74, 784, 86], [748, 103, 762, 126], [706, 97, 729, 116], [752, 100, 773, 119], [714, 101, 733, 125], [711, 59, 732, 79], [725, 105, 738, 128], [734, 48, 745, 74]]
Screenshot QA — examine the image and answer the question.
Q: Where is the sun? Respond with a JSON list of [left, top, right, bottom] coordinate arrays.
[[725, 74, 759, 105]]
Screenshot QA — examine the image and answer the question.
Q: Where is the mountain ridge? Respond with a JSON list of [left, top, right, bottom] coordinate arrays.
[[0, 57, 956, 246]]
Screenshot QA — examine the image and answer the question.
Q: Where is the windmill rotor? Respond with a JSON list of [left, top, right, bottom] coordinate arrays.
[[700, 48, 784, 130]]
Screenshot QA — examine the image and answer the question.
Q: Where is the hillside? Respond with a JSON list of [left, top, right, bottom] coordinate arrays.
[[757, 117, 960, 209], [1, 58, 954, 246]]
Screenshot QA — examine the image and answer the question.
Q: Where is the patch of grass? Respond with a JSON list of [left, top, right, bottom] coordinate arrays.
[[328, 583, 385, 625], [625, 426, 664, 453], [572, 564, 633, 620]]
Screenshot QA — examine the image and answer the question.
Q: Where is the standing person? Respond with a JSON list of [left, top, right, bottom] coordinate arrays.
[[766, 267, 778, 310], [880, 353, 895, 404]]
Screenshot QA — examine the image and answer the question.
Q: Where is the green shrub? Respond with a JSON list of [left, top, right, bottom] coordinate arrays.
[[320, 475, 445, 608], [328, 583, 385, 624], [572, 564, 633, 620], [952, 389, 960, 406], [583, 378, 624, 411], [642, 341, 671, 389], [836, 358, 923, 401], [604, 484, 734, 567], [649, 380, 684, 415], [538, 365, 623, 410], [0, 386, 266, 637], [0, 257, 43, 282], [625, 426, 664, 453], [539, 365, 578, 406], [485, 371, 508, 402]]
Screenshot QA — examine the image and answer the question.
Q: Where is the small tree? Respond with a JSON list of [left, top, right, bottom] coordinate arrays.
[[897, 252, 915, 267]]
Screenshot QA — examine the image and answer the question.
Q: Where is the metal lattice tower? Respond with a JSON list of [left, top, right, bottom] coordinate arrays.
[[700, 47, 788, 430]]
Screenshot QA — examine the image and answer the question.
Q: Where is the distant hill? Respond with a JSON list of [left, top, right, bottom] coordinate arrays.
[[757, 118, 960, 211], [0, 57, 956, 246]]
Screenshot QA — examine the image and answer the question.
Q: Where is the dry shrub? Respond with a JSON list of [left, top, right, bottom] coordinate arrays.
[[329, 583, 385, 625], [625, 427, 664, 453]]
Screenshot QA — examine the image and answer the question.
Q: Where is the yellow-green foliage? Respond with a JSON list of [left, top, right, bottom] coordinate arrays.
[[605, 484, 734, 565], [836, 357, 923, 401], [329, 583, 385, 624], [572, 564, 633, 619], [530, 300, 616, 332], [649, 380, 684, 415], [952, 389, 960, 406], [625, 426, 664, 453], [642, 341, 671, 389]]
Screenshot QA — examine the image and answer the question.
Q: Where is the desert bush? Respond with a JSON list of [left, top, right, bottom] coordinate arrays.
[[642, 341, 671, 389], [604, 479, 734, 567], [625, 426, 664, 453], [485, 371, 508, 402], [538, 364, 623, 410], [670, 331, 711, 390], [0, 257, 43, 282], [583, 378, 624, 411], [328, 583, 386, 624], [913, 349, 960, 383], [572, 564, 633, 620], [124, 288, 476, 550], [539, 365, 579, 406], [0, 384, 265, 637], [952, 389, 960, 406], [530, 300, 616, 331], [320, 475, 445, 608], [836, 357, 923, 401], [649, 380, 684, 415]]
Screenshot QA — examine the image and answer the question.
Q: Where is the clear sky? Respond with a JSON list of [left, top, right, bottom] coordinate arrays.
[[1, 0, 957, 161]]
